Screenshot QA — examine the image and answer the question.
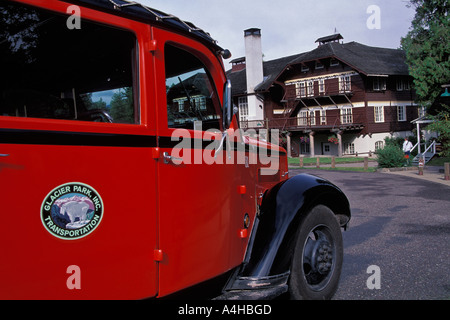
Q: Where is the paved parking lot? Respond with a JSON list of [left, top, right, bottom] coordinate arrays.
[[289, 168, 450, 300]]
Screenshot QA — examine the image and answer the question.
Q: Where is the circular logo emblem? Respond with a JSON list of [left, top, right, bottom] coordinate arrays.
[[41, 183, 103, 240]]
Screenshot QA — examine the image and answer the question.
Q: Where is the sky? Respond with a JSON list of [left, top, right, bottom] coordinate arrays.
[[139, 0, 416, 67]]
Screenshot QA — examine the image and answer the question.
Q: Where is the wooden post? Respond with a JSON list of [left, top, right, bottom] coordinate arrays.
[[331, 156, 336, 169], [445, 163, 450, 181], [418, 166, 424, 176], [364, 157, 368, 171], [418, 157, 424, 176], [299, 156, 304, 168], [309, 131, 315, 157], [337, 131, 343, 157], [316, 157, 320, 168]]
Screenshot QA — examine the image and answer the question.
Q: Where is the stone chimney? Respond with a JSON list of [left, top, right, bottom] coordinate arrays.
[[244, 28, 264, 122]]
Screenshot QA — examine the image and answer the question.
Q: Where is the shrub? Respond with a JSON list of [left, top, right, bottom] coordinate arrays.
[[384, 135, 418, 157], [376, 144, 405, 168], [384, 136, 404, 148]]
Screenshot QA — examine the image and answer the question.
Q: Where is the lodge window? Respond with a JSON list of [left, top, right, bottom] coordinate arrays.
[[320, 110, 327, 125], [397, 79, 411, 91], [341, 108, 353, 124], [307, 81, 314, 97], [296, 81, 306, 98], [298, 111, 308, 126], [309, 110, 316, 126], [165, 45, 221, 130], [315, 61, 324, 70], [330, 58, 340, 67], [298, 110, 315, 126], [301, 141, 310, 154], [374, 106, 385, 123], [375, 141, 384, 150], [344, 143, 355, 154], [0, 1, 138, 124], [373, 77, 387, 91], [318, 79, 326, 94], [404, 81, 411, 91], [238, 96, 249, 123], [397, 105, 407, 122], [339, 75, 351, 93]]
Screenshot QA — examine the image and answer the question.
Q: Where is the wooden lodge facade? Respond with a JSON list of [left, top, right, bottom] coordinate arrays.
[[227, 32, 420, 157]]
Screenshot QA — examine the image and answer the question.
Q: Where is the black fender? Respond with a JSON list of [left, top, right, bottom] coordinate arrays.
[[242, 173, 351, 278]]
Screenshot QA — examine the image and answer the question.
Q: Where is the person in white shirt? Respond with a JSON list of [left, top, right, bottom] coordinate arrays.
[[403, 137, 413, 164]]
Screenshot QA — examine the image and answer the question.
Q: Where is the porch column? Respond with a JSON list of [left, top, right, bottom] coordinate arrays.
[[337, 131, 343, 157], [286, 133, 291, 158], [309, 131, 315, 157], [416, 122, 421, 155]]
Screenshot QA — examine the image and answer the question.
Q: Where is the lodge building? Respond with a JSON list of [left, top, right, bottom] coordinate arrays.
[[227, 30, 421, 157]]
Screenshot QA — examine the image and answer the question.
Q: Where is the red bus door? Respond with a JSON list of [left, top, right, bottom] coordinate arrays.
[[153, 31, 252, 297]]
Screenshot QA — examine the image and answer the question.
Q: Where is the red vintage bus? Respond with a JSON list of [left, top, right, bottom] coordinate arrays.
[[0, 0, 350, 300]]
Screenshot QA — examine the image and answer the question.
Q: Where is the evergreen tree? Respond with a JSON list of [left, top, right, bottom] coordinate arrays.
[[401, 0, 450, 156], [400, 0, 450, 109]]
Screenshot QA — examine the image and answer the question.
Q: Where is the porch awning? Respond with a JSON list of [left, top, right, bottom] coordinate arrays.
[[411, 115, 434, 124]]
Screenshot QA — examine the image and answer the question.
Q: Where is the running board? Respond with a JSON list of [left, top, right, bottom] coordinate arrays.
[[214, 284, 288, 300], [213, 272, 290, 300]]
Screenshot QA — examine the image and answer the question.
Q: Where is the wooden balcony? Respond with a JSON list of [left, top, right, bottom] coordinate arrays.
[[240, 113, 365, 132], [283, 81, 353, 103]]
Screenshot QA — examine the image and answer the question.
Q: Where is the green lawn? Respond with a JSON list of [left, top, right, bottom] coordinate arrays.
[[288, 156, 377, 172], [294, 166, 378, 172], [288, 156, 374, 165], [286, 155, 449, 172], [427, 156, 450, 166]]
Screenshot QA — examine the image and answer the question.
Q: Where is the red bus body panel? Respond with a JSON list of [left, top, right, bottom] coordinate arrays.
[[0, 0, 287, 299]]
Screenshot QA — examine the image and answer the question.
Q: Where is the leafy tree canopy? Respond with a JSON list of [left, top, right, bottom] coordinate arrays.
[[401, 0, 450, 109]]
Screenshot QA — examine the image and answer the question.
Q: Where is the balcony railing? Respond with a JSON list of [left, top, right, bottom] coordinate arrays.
[[284, 81, 353, 101], [240, 113, 365, 131]]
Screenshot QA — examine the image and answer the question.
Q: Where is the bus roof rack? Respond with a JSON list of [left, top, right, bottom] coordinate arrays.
[[65, 0, 230, 57]]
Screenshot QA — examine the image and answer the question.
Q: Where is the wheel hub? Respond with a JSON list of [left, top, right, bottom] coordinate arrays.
[[312, 239, 333, 275]]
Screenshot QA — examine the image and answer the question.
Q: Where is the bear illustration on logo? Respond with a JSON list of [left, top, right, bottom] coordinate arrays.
[[41, 182, 103, 240], [60, 201, 90, 228]]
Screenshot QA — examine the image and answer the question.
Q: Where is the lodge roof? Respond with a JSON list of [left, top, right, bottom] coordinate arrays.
[[227, 40, 410, 95], [227, 53, 303, 96]]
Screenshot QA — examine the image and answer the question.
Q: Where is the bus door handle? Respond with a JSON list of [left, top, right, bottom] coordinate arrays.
[[163, 152, 183, 165]]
